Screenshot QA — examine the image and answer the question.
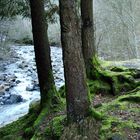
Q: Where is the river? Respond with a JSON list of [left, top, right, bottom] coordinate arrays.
[[0, 45, 64, 127]]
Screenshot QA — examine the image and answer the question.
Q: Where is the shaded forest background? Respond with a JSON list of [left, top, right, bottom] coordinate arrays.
[[1, 0, 140, 60]]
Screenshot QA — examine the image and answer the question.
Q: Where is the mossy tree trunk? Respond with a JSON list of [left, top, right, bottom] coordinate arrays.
[[59, 0, 90, 122], [81, 0, 139, 96], [81, 0, 96, 78], [30, 0, 56, 108]]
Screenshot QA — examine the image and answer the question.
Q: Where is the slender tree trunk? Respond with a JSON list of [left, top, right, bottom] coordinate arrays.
[[81, 0, 95, 77], [30, 0, 55, 108], [59, 0, 90, 122]]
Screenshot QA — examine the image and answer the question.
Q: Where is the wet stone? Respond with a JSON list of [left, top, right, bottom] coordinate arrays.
[[26, 84, 35, 91], [109, 134, 128, 140], [4, 93, 10, 99], [16, 80, 21, 84], [4, 94, 23, 104]]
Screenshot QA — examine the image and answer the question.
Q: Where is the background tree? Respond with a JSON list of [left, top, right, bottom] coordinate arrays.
[[94, 0, 140, 60], [59, 0, 90, 122], [81, 0, 95, 77], [29, 0, 58, 108]]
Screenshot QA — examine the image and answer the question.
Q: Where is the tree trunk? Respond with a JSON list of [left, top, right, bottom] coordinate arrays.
[[81, 0, 95, 77], [30, 0, 55, 108], [59, 0, 90, 122]]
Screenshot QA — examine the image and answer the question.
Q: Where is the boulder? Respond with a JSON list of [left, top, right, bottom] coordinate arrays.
[[16, 80, 21, 84], [0, 85, 6, 95], [4, 94, 23, 104], [26, 84, 34, 91]]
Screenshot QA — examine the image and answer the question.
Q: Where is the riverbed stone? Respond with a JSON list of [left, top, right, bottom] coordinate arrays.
[[4, 94, 23, 104], [16, 80, 21, 84], [4, 93, 10, 99], [109, 134, 128, 140], [26, 84, 34, 91], [18, 62, 28, 69], [0, 85, 6, 95]]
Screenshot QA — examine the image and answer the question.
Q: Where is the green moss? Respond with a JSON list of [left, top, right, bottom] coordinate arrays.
[[118, 89, 140, 103], [29, 100, 40, 114], [33, 86, 65, 128], [24, 127, 34, 138], [99, 116, 140, 140], [0, 61, 139, 140], [90, 57, 140, 95], [0, 87, 66, 139], [88, 108, 104, 120], [110, 66, 129, 72], [59, 85, 66, 98], [60, 117, 101, 140], [0, 111, 37, 139], [88, 80, 111, 94], [33, 108, 49, 128], [45, 115, 66, 138], [41, 86, 61, 108], [2, 135, 23, 140], [96, 88, 140, 139], [100, 60, 112, 69], [96, 90, 140, 114]]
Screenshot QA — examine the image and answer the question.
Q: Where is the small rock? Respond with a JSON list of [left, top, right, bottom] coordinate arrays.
[[18, 63, 28, 69], [4, 93, 10, 99], [0, 85, 4, 90], [0, 85, 6, 95], [0, 75, 5, 81], [16, 80, 21, 84], [26, 85, 34, 91], [109, 134, 128, 140], [4, 94, 23, 104], [4, 86, 10, 92], [4, 100, 13, 104], [28, 69, 33, 73], [0, 102, 4, 105], [6, 75, 17, 83], [33, 84, 39, 90], [0, 57, 4, 61]]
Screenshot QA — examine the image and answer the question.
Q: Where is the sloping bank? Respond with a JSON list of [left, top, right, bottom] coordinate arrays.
[[0, 61, 140, 140]]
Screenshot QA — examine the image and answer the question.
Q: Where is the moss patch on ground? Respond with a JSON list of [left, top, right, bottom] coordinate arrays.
[[96, 89, 140, 140], [0, 87, 139, 140], [0, 110, 38, 140]]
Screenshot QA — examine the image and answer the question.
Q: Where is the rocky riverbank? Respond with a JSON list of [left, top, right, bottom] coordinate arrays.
[[0, 45, 64, 127], [0, 45, 140, 127]]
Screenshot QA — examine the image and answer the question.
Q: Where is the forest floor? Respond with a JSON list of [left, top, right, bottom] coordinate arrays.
[[90, 60, 140, 140], [93, 91, 140, 140], [0, 77, 139, 140]]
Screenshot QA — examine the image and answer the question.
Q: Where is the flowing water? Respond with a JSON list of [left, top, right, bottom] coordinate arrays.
[[0, 45, 64, 127]]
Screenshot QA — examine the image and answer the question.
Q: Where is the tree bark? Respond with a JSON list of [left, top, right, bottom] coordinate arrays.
[[30, 0, 55, 108], [81, 0, 95, 77], [59, 0, 90, 122]]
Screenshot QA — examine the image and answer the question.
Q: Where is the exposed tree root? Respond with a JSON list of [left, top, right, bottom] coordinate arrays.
[[89, 58, 140, 95]]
